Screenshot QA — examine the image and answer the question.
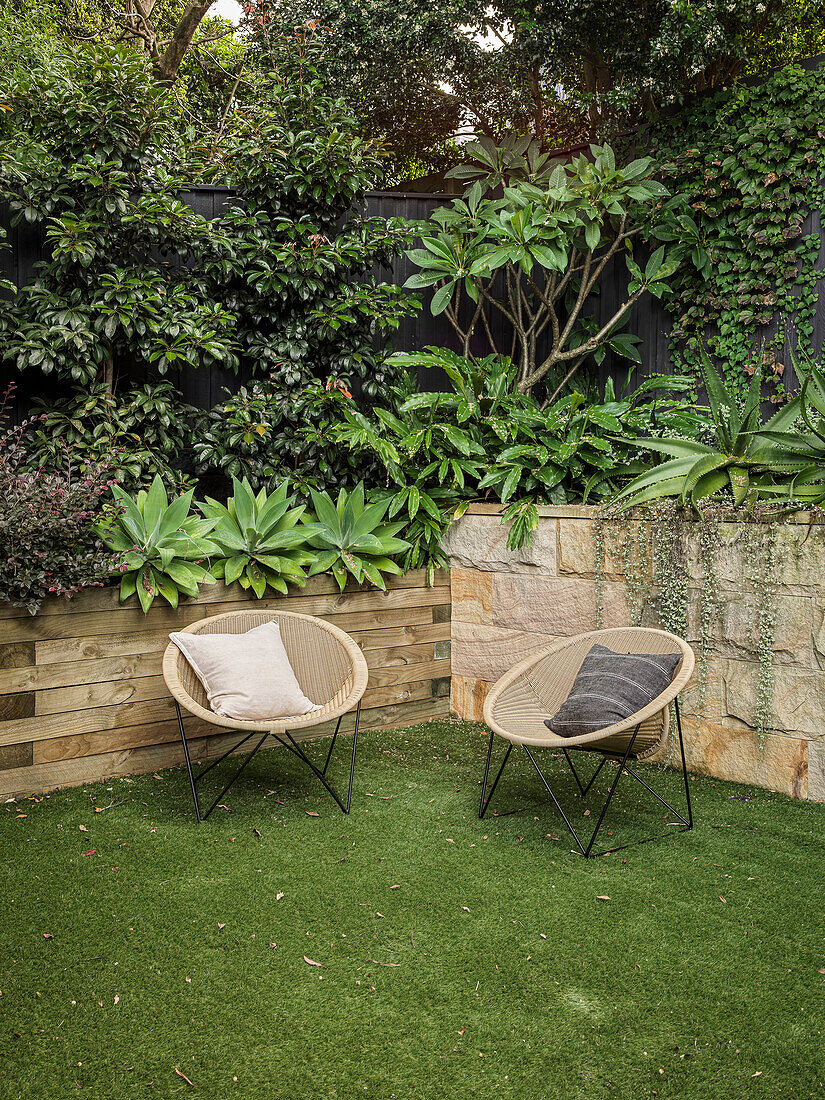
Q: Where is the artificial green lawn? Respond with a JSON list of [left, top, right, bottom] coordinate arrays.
[[1, 718, 824, 1099]]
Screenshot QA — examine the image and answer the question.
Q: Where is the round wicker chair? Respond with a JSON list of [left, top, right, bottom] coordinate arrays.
[[480, 627, 696, 858], [163, 609, 369, 822]]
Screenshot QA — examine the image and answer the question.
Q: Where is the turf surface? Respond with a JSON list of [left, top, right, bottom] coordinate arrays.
[[1, 718, 824, 1099]]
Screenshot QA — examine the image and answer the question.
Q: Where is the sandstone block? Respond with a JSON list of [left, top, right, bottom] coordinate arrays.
[[450, 568, 493, 625], [678, 714, 807, 799], [558, 518, 654, 582], [719, 658, 825, 738], [684, 591, 813, 667], [808, 740, 825, 801], [443, 515, 557, 574], [451, 621, 559, 681], [492, 574, 627, 635], [450, 675, 488, 723]]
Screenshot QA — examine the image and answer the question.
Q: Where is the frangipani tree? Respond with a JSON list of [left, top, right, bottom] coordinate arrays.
[[406, 141, 706, 399]]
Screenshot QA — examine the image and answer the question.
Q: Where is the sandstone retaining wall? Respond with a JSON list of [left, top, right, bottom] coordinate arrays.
[[446, 505, 823, 801]]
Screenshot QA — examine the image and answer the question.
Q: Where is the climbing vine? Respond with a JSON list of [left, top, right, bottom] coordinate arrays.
[[652, 61, 825, 395]]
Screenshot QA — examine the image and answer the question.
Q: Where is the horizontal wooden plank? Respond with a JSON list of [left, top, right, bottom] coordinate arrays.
[[33, 694, 454, 766], [33, 617, 451, 666], [32, 668, 444, 718], [0, 696, 188, 747], [2, 587, 451, 643], [1, 698, 452, 798], [0, 652, 162, 696], [4, 641, 439, 696], [366, 658, 450, 688], [0, 568, 449, 620]]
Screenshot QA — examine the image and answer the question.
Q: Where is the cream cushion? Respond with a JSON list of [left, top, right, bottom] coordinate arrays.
[[169, 621, 320, 722]]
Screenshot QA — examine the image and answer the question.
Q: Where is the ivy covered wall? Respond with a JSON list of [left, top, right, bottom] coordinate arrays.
[[587, 55, 825, 395]]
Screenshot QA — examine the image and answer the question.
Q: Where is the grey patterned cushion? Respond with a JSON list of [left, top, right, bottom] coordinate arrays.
[[544, 643, 681, 738]]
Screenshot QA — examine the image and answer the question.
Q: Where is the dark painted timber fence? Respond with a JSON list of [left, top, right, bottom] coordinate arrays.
[[3, 187, 824, 417]]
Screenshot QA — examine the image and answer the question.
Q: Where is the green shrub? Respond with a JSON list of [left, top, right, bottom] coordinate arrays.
[[22, 382, 198, 492], [0, 397, 117, 614]]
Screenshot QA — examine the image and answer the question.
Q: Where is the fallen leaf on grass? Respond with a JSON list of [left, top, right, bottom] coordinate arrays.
[[306, 811, 320, 817], [84, 849, 96, 857], [218, 924, 225, 930], [269, 942, 277, 949], [596, 896, 610, 901], [720, 897, 727, 903], [15, 814, 26, 819], [390, 885, 401, 890], [114, 995, 119, 1005], [43, 933, 53, 940], [276, 892, 284, 901], [303, 956, 322, 967], [78, 825, 88, 833], [252, 828, 262, 838], [174, 1068, 195, 1087], [752, 1071, 762, 1078]]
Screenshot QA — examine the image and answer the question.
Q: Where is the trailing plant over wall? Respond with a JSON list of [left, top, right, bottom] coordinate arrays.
[[594, 502, 781, 746], [652, 60, 825, 389]]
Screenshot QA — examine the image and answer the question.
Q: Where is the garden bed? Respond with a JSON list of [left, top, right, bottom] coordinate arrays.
[[0, 570, 451, 799], [446, 505, 825, 801]]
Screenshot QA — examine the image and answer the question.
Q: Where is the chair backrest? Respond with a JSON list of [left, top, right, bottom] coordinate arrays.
[[169, 610, 360, 715], [526, 627, 693, 715]]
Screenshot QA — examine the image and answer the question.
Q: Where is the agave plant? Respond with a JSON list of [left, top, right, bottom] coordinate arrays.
[[612, 351, 803, 510], [99, 475, 218, 611], [302, 483, 411, 592], [199, 478, 313, 596], [756, 354, 825, 506]]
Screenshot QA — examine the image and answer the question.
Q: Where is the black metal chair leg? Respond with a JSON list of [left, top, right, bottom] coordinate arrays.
[[582, 726, 640, 857], [175, 701, 202, 823], [479, 735, 513, 819], [200, 733, 270, 820], [563, 749, 607, 796], [277, 703, 361, 815], [675, 698, 693, 829], [345, 702, 360, 814]]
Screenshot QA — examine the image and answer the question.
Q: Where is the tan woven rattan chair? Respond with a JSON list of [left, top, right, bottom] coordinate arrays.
[[481, 627, 695, 858], [163, 609, 369, 822]]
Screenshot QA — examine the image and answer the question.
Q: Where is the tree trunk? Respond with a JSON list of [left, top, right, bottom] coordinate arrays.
[[153, 1, 216, 84]]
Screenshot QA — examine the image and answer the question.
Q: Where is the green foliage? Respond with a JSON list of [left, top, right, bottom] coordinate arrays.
[[206, 44, 417, 401], [329, 348, 704, 555], [652, 60, 825, 390], [22, 382, 197, 492], [200, 478, 313, 597], [405, 144, 685, 394], [756, 351, 825, 505], [303, 483, 411, 592], [0, 42, 238, 386], [251, 1, 824, 182], [192, 378, 377, 496], [98, 476, 218, 611], [612, 351, 805, 510]]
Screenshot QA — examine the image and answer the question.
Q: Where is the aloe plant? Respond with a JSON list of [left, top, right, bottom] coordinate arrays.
[[99, 475, 218, 611], [612, 351, 804, 510], [199, 478, 313, 597], [302, 483, 411, 592]]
